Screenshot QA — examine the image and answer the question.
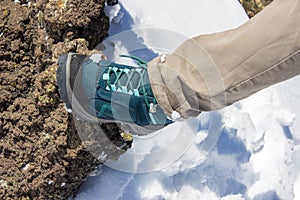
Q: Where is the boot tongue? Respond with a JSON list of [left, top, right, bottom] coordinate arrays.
[[81, 60, 101, 98]]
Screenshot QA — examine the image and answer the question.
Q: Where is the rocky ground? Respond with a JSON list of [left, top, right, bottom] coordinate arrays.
[[0, 0, 126, 199], [239, 0, 272, 17], [0, 0, 272, 199]]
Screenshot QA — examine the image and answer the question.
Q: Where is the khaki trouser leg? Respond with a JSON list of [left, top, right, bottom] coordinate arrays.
[[148, 0, 300, 119]]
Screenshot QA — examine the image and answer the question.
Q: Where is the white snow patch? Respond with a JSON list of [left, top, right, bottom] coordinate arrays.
[[171, 110, 181, 121], [160, 54, 166, 63], [22, 163, 30, 171], [64, 104, 72, 113], [177, 186, 218, 200], [104, 4, 123, 23], [274, 109, 296, 126], [140, 179, 169, 200], [89, 54, 102, 63], [48, 180, 54, 185]]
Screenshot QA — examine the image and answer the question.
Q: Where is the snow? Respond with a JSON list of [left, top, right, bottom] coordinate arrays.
[[22, 163, 30, 171], [105, 3, 123, 23], [75, 0, 300, 199]]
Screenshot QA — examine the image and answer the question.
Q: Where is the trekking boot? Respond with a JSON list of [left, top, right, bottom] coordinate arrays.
[[56, 53, 173, 135]]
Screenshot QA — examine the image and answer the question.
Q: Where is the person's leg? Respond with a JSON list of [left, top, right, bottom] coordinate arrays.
[[148, 0, 300, 119]]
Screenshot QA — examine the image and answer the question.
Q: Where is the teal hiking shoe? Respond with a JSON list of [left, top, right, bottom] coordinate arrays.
[[56, 53, 173, 135]]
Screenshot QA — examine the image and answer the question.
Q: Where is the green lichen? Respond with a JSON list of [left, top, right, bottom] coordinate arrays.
[[239, 0, 273, 18]]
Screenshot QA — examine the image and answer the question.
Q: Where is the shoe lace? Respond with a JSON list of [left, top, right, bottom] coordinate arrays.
[[102, 55, 157, 109]]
